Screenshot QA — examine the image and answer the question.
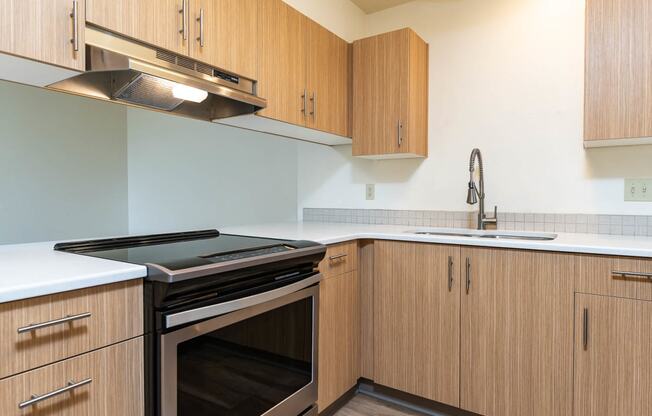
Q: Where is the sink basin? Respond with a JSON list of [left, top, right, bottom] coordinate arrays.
[[408, 228, 557, 241]]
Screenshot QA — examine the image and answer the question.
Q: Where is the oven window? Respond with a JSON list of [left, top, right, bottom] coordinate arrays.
[[176, 297, 313, 416]]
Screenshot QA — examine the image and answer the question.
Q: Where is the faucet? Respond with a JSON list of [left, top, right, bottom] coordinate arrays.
[[466, 148, 498, 230]]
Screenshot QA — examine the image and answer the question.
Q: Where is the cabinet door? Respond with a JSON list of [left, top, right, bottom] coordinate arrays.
[[306, 19, 350, 137], [188, 0, 257, 79], [460, 248, 575, 416], [574, 294, 652, 416], [585, 0, 652, 141], [352, 30, 408, 156], [86, 0, 188, 55], [0, 0, 85, 70], [318, 271, 360, 411], [374, 241, 460, 407], [257, 0, 307, 126]]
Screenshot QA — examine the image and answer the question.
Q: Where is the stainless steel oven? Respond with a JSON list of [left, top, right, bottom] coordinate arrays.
[[159, 279, 320, 416]]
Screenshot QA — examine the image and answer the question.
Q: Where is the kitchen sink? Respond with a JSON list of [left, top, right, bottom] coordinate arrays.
[[408, 228, 557, 241]]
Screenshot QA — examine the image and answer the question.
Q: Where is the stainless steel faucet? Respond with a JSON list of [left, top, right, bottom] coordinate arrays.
[[466, 148, 498, 230]]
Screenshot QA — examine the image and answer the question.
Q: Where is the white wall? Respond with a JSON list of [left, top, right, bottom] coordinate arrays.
[[296, 0, 652, 216], [127, 109, 299, 234], [0, 81, 129, 244], [283, 0, 366, 42]]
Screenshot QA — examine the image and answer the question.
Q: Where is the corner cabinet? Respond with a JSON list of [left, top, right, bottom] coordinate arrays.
[[584, 0, 652, 146], [352, 28, 428, 159], [0, 0, 85, 71]]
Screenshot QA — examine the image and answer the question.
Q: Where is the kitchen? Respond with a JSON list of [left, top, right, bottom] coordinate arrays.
[[0, 0, 651, 415]]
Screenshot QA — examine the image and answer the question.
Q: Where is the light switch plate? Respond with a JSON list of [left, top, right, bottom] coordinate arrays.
[[366, 184, 375, 200], [625, 179, 652, 202]]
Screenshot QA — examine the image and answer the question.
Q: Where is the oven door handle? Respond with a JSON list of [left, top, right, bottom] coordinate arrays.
[[165, 274, 322, 329]]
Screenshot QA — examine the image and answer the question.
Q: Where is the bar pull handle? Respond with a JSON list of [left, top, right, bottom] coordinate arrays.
[[397, 120, 403, 147], [18, 378, 92, 409], [70, 1, 79, 52], [179, 0, 188, 40], [612, 270, 652, 280], [465, 257, 471, 294], [447, 256, 454, 292], [301, 90, 307, 117], [196, 9, 205, 47], [310, 92, 317, 119], [582, 307, 589, 350], [17, 312, 91, 334], [329, 253, 347, 261]]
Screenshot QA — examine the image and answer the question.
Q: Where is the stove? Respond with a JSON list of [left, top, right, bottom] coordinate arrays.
[[56, 229, 325, 416]]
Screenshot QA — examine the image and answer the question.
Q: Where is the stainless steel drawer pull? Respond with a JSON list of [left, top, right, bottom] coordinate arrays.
[[17, 312, 91, 334], [447, 256, 454, 292], [329, 253, 348, 261], [612, 270, 652, 279], [18, 378, 92, 409], [70, 1, 79, 52], [582, 307, 589, 350]]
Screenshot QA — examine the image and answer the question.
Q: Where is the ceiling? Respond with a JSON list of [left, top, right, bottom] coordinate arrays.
[[350, 0, 415, 14]]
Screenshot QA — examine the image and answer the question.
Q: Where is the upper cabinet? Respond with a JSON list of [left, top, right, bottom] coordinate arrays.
[[353, 28, 428, 158], [0, 0, 85, 71], [585, 0, 652, 146], [256, 0, 351, 138]]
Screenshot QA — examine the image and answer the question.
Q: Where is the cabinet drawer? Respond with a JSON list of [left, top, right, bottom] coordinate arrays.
[[0, 280, 143, 379], [577, 255, 652, 301], [0, 337, 143, 416], [319, 242, 358, 278]]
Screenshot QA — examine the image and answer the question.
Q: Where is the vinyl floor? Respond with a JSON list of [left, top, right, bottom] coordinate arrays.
[[333, 394, 426, 416]]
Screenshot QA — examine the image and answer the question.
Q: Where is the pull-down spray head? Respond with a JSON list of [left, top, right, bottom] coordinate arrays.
[[467, 181, 478, 205]]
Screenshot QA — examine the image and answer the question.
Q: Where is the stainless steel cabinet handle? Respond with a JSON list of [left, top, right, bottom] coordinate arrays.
[[329, 253, 347, 261], [397, 121, 403, 147], [582, 307, 589, 350], [179, 0, 187, 40], [196, 9, 205, 47], [612, 270, 652, 280], [17, 312, 91, 334], [18, 378, 92, 409], [70, 1, 79, 52], [301, 89, 307, 117], [465, 257, 471, 294], [310, 92, 317, 118], [447, 256, 454, 292]]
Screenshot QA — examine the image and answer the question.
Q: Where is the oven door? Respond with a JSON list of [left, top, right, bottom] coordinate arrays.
[[160, 282, 319, 416]]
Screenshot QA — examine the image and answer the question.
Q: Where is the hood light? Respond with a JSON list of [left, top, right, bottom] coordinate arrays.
[[172, 84, 209, 103]]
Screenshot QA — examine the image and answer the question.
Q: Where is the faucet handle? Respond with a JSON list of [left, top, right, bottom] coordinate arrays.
[[484, 206, 498, 224]]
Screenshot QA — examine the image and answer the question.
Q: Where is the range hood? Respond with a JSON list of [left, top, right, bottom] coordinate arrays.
[[49, 27, 266, 120]]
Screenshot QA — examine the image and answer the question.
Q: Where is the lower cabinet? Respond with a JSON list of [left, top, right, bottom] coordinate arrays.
[[574, 294, 652, 416], [373, 241, 460, 407], [0, 337, 144, 415], [318, 270, 360, 411]]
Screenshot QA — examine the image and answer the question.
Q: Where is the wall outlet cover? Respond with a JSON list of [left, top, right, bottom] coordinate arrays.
[[625, 179, 652, 202], [366, 184, 375, 200]]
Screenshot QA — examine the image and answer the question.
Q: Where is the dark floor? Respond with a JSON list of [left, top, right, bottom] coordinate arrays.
[[334, 394, 426, 416]]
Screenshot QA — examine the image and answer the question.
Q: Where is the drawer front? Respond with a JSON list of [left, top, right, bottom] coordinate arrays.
[[0, 337, 144, 416], [0, 280, 143, 379], [319, 242, 358, 278], [577, 255, 652, 301]]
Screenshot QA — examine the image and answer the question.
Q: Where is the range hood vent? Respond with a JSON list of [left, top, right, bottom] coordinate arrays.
[[48, 27, 266, 121]]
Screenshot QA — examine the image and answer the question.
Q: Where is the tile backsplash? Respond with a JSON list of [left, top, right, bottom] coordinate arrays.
[[303, 208, 652, 237]]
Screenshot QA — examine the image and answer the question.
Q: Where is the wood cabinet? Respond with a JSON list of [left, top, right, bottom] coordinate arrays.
[[257, 0, 351, 137], [318, 270, 360, 412], [0, 0, 85, 70], [86, 0, 188, 55], [353, 28, 428, 158], [373, 241, 460, 407], [585, 0, 652, 145], [574, 294, 652, 416], [460, 247, 575, 416]]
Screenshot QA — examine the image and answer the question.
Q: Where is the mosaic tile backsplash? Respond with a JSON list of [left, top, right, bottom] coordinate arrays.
[[303, 208, 652, 237]]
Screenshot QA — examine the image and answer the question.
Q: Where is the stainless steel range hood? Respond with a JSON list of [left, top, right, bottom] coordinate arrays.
[[49, 27, 266, 120]]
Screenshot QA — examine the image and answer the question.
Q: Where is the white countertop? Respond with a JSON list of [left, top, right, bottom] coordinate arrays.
[[2, 222, 652, 304], [221, 222, 652, 258], [0, 242, 146, 303]]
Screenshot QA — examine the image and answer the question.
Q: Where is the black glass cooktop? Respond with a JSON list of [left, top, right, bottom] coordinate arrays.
[[54, 230, 296, 271]]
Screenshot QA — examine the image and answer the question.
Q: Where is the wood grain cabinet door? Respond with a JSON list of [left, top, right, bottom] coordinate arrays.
[[318, 271, 360, 411], [86, 0, 188, 55], [574, 294, 652, 416], [460, 248, 575, 416], [256, 0, 307, 126], [306, 19, 351, 137], [373, 241, 461, 407], [0, 0, 85, 70], [188, 0, 257, 79]]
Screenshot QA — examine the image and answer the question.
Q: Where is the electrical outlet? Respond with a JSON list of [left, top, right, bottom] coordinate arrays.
[[366, 184, 375, 200], [625, 179, 652, 202]]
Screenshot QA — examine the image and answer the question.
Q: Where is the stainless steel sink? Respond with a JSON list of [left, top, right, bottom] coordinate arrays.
[[408, 229, 557, 241]]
